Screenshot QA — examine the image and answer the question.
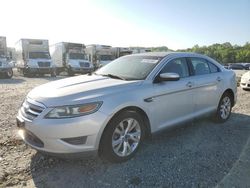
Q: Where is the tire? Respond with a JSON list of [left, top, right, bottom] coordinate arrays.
[[99, 111, 145, 162], [50, 70, 57, 77], [213, 92, 233, 123], [67, 68, 74, 76], [5, 69, 13, 78], [22, 69, 29, 77]]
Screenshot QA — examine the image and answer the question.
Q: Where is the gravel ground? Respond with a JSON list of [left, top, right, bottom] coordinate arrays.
[[0, 75, 250, 188]]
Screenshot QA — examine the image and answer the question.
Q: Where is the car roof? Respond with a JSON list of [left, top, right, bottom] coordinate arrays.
[[130, 51, 203, 58], [129, 51, 224, 69]]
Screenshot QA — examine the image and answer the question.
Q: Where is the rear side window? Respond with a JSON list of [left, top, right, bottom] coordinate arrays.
[[161, 58, 189, 78], [189, 58, 210, 75]]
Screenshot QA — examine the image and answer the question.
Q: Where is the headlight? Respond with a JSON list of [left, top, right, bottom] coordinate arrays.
[[45, 102, 102, 119]]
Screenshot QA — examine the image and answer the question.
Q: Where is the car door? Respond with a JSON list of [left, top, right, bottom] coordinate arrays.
[[148, 57, 195, 131], [187, 57, 223, 115]]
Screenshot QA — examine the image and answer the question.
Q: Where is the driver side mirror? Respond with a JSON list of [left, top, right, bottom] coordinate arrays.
[[154, 73, 180, 83]]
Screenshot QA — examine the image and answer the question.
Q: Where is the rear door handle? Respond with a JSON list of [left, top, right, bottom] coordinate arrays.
[[186, 81, 193, 88]]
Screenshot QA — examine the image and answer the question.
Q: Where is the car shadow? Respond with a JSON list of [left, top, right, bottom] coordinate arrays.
[[30, 112, 250, 188], [38, 76, 67, 81], [0, 77, 26, 84]]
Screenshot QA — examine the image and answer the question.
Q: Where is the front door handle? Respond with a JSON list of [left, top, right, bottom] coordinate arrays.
[[217, 77, 222, 82], [144, 97, 154, 103], [186, 81, 193, 88]]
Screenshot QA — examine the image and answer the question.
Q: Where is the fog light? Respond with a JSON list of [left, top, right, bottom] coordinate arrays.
[[61, 136, 87, 145]]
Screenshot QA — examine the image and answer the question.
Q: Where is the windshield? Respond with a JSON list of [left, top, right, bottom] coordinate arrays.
[[29, 52, 50, 59], [69, 53, 88, 60], [96, 55, 162, 80], [98, 55, 113, 61]]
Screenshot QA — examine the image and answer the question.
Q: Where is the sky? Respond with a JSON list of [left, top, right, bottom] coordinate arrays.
[[1, 0, 249, 50]]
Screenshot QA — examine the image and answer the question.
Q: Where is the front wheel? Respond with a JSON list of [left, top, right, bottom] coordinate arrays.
[[5, 69, 13, 78], [100, 111, 145, 162], [67, 67, 74, 76], [50, 70, 57, 77], [213, 92, 233, 123]]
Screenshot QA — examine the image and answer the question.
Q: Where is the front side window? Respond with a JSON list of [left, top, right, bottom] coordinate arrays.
[[160, 58, 189, 78], [208, 62, 220, 73], [190, 58, 210, 75]]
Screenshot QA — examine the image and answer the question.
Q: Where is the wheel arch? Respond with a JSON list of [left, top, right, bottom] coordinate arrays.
[[98, 106, 152, 154], [223, 88, 235, 106]]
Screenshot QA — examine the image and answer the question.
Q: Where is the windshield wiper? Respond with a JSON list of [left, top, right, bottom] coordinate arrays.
[[101, 74, 126, 80]]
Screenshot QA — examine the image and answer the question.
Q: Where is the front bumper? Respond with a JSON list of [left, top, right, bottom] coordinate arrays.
[[16, 100, 110, 156]]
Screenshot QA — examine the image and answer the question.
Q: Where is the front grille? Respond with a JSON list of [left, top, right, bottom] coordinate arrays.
[[38, 62, 50, 67], [79, 62, 90, 68], [20, 99, 45, 121]]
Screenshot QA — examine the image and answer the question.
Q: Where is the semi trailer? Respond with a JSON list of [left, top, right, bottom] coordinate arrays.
[[112, 47, 132, 59], [50, 42, 93, 76], [85, 44, 114, 68], [15, 39, 55, 77], [0, 36, 13, 78], [130, 47, 152, 54]]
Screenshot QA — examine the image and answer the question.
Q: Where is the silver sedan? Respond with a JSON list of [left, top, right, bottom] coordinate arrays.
[[17, 52, 237, 162]]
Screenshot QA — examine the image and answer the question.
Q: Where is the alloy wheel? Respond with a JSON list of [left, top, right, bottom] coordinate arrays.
[[219, 96, 231, 119], [112, 118, 141, 157]]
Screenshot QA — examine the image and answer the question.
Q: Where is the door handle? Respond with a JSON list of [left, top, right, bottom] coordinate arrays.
[[217, 77, 222, 82], [186, 81, 193, 88], [144, 97, 154, 103]]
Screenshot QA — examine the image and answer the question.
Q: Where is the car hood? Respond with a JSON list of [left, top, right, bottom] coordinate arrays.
[[242, 71, 250, 79], [28, 75, 143, 107]]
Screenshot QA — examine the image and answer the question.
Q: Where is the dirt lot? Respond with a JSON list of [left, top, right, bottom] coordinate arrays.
[[0, 75, 250, 187]]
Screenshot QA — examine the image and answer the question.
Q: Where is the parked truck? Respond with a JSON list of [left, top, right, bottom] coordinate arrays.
[[0, 36, 13, 78], [85, 44, 114, 68], [50, 42, 93, 76], [130, 47, 152, 54], [15, 39, 55, 77], [112, 47, 132, 59]]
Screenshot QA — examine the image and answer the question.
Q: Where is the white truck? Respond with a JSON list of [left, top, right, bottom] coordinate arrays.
[[130, 47, 152, 54], [112, 47, 132, 59], [15, 39, 55, 77], [50, 42, 93, 76], [85, 44, 114, 68], [0, 36, 13, 78]]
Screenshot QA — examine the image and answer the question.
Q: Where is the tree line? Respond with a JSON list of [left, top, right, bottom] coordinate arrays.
[[151, 42, 250, 64]]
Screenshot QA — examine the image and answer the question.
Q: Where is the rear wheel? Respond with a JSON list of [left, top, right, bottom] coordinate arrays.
[[214, 92, 233, 123], [100, 111, 145, 162]]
